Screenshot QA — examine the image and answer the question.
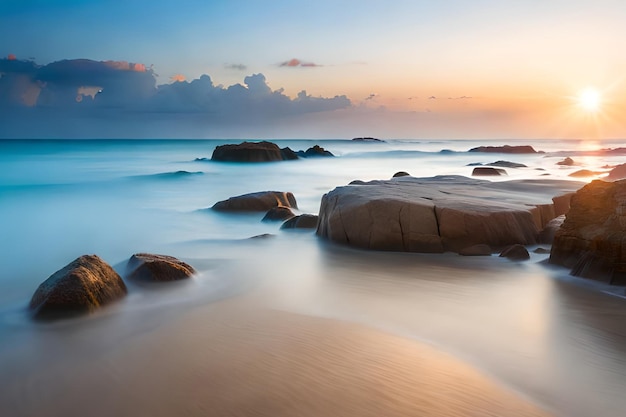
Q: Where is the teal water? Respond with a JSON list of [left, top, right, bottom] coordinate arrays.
[[0, 139, 625, 416]]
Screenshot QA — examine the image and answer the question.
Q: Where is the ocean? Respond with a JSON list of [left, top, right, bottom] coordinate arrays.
[[1, 138, 625, 416]]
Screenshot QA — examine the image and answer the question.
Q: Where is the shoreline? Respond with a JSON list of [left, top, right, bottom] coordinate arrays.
[[0, 298, 554, 417]]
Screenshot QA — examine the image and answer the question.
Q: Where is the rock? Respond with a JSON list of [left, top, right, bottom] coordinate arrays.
[[486, 161, 527, 168], [606, 163, 626, 181], [533, 247, 551, 254], [281, 214, 319, 229], [550, 179, 626, 285], [29, 255, 127, 320], [472, 167, 508, 176], [458, 244, 492, 256], [538, 214, 565, 244], [249, 233, 275, 239], [468, 145, 538, 154], [262, 206, 295, 222], [212, 191, 297, 212], [296, 145, 334, 158], [499, 244, 530, 260], [393, 171, 410, 178], [352, 137, 384, 142], [127, 253, 195, 282], [316, 176, 582, 253], [211, 141, 298, 162], [557, 157, 575, 166], [568, 169, 603, 178]]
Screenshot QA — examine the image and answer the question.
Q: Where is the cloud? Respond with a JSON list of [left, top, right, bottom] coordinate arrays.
[[364, 93, 378, 101], [170, 74, 186, 83], [279, 58, 321, 68], [224, 63, 247, 71], [0, 57, 351, 138]]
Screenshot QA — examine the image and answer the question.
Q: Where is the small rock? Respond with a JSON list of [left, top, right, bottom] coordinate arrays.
[[533, 248, 551, 254], [212, 191, 297, 212], [557, 157, 575, 166], [499, 244, 530, 260], [568, 169, 602, 178], [262, 206, 295, 222], [392, 171, 410, 178], [281, 214, 319, 229], [127, 253, 195, 282], [296, 145, 334, 158], [486, 160, 527, 168], [472, 167, 508, 176], [606, 163, 626, 181]]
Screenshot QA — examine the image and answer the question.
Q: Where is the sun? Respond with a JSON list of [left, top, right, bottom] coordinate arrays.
[[578, 87, 601, 112]]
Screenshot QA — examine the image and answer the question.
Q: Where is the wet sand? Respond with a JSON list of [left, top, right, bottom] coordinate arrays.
[[3, 298, 552, 417]]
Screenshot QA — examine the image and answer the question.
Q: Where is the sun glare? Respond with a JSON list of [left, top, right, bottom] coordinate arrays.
[[578, 87, 601, 112]]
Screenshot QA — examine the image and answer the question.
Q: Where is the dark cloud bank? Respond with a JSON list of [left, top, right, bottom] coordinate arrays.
[[0, 58, 350, 138]]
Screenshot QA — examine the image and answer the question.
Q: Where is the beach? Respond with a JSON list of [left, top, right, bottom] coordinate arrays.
[[1, 139, 625, 416]]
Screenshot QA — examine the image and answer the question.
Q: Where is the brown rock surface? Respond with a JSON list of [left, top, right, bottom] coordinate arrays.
[[317, 176, 582, 253], [127, 253, 195, 282], [281, 214, 319, 229], [213, 191, 298, 212], [468, 145, 538, 154], [211, 141, 298, 162], [606, 163, 626, 181], [29, 255, 127, 320], [262, 206, 295, 222], [499, 244, 530, 260], [550, 179, 626, 285], [472, 167, 508, 176]]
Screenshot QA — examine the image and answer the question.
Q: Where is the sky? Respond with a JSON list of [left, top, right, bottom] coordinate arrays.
[[1, 0, 626, 139]]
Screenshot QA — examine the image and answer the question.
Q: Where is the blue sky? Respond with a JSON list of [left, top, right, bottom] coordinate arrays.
[[2, 1, 626, 138]]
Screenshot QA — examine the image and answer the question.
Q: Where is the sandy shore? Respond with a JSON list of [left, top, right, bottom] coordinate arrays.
[[3, 298, 552, 417]]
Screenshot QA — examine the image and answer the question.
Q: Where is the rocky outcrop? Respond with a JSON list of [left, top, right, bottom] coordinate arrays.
[[317, 176, 582, 253], [29, 255, 127, 320], [472, 167, 507, 176], [606, 163, 626, 181], [212, 191, 297, 212], [127, 253, 195, 282], [550, 179, 626, 285], [468, 145, 538, 154], [281, 214, 318, 229], [211, 141, 298, 162], [538, 214, 565, 244], [296, 145, 334, 158], [262, 206, 295, 222]]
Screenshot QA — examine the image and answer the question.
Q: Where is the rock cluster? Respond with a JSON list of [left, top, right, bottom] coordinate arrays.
[[550, 179, 626, 285], [29, 253, 194, 321]]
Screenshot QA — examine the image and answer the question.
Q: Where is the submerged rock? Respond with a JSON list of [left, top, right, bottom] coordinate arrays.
[[468, 145, 538, 154], [352, 137, 385, 142], [568, 169, 604, 178], [212, 191, 298, 212], [485, 161, 527, 168], [127, 253, 195, 282], [29, 255, 127, 320], [316, 176, 581, 254], [211, 141, 298, 162], [550, 179, 626, 285]]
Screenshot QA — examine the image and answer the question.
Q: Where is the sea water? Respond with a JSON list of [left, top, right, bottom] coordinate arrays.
[[0, 138, 625, 416]]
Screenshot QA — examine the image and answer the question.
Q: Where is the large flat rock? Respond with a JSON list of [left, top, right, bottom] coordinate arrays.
[[316, 176, 582, 253]]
